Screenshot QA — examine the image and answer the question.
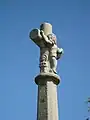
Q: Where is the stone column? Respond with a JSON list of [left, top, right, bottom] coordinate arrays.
[[35, 73, 60, 120], [29, 22, 63, 120]]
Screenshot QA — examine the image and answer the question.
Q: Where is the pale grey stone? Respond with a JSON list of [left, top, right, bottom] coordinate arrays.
[[35, 72, 60, 85], [36, 73, 60, 120], [29, 22, 63, 120], [29, 22, 64, 74]]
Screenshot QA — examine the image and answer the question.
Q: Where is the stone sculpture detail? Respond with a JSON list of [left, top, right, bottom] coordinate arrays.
[[29, 23, 64, 74]]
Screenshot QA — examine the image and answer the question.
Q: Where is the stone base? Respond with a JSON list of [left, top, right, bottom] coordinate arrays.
[[35, 73, 60, 85]]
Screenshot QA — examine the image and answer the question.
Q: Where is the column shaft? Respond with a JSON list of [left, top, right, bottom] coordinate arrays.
[[37, 79, 59, 120]]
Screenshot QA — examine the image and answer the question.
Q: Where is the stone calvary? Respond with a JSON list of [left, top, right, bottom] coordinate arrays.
[[29, 22, 64, 74]]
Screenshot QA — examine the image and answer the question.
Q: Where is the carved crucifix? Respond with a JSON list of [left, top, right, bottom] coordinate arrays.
[[29, 22, 64, 74]]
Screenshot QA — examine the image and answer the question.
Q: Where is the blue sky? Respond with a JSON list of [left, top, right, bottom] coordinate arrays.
[[0, 0, 90, 120]]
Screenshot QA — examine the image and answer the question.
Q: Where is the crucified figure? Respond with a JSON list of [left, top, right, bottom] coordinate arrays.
[[40, 30, 64, 74]]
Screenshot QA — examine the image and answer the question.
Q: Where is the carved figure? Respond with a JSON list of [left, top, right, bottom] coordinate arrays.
[[40, 31, 64, 74], [39, 30, 54, 73]]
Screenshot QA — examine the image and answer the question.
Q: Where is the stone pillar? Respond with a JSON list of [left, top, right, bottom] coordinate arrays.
[[35, 73, 60, 120], [29, 22, 63, 120]]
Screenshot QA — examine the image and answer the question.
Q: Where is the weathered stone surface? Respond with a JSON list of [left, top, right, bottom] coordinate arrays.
[[40, 23, 52, 36], [35, 73, 60, 85], [29, 22, 63, 120], [29, 22, 64, 74], [37, 83, 48, 120], [36, 75, 60, 120]]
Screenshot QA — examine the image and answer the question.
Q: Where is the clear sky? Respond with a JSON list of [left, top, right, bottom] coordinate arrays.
[[0, 0, 90, 120]]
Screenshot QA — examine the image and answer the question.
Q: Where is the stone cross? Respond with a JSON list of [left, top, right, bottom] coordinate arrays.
[[29, 22, 64, 120], [30, 22, 64, 74]]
